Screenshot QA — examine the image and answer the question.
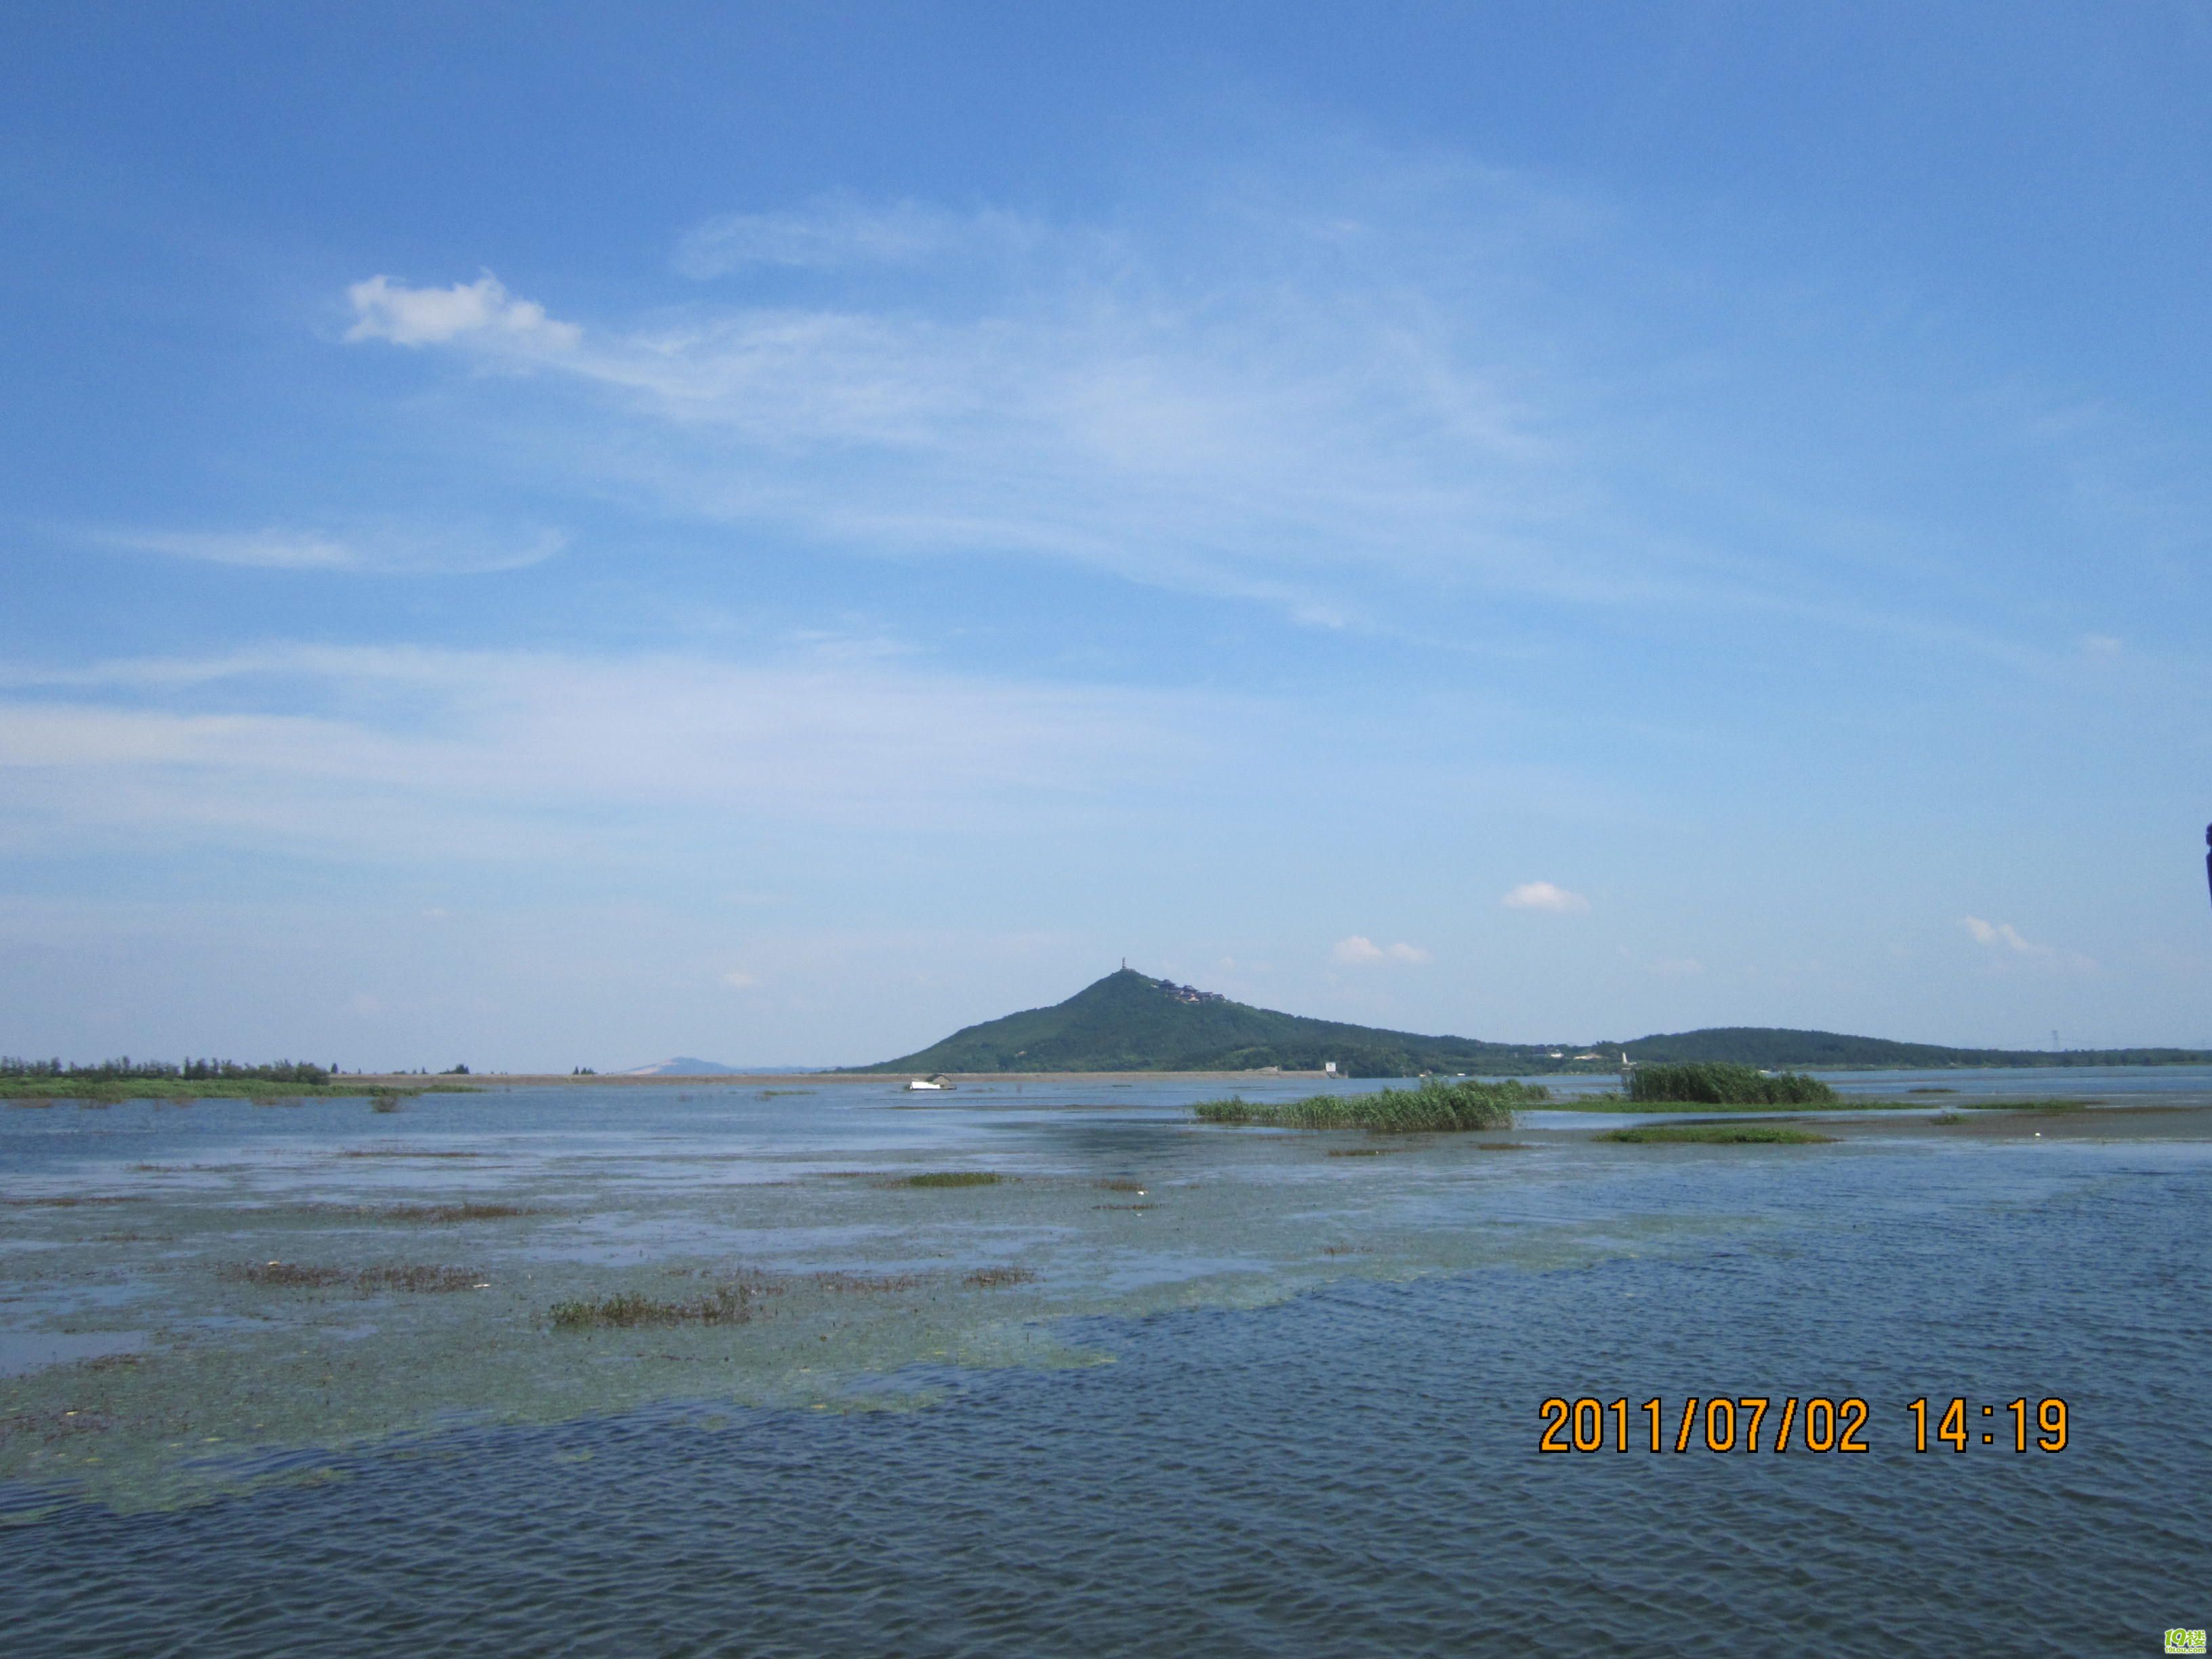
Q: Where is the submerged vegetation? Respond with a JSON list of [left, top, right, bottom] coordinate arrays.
[[899, 1170, 1004, 1188], [1602, 1123, 1836, 1145], [1194, 1077, 1544, 1133], [1626, 1062, 1836, 1107]]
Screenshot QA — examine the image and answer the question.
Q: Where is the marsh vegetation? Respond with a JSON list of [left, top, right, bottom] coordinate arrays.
[[550, 1283, 758, 1330], [1601, 1123, 1836, 1145], [221, 1262, 484, 1292], [1626, 1063, 1835, 1107], [1194, 1077, 1542, 1132]]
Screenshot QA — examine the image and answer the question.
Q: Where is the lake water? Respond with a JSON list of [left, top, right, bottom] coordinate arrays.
[[3, 1071, 2208, 1654]]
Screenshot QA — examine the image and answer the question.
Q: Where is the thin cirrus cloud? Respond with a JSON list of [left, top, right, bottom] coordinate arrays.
[[1501, 880, 1589, 914], [341, 166, 2039, 640], [1332, 935, 1430, 965], [673, 196, 1040, 276], [0, 643, 1203, 863], [327, 166, 2171, 658], [98, 526, 566, 575]]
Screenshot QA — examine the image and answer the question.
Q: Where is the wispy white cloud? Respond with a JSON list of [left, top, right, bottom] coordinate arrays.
[[674, 196, 1039, 276], [335, 174, 1793, 630], [98, 525, 565, 575], [346, 272, 581, 350], [328, 164, 2177, 668], [1501, 880, 1588, 914], [1962, 915, 2095, 972], [0, 644, 1204, 862], [1332, 935, 1429, 965]]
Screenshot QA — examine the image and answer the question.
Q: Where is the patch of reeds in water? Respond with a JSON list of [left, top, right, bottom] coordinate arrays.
[[963, 1265, 1037, 1289], [549, 1283, 756, 1330], [365, 1201, 537, 1223], [1601, 1122, 1835, 1145], [221, 1261, 485, 1292], [897, 1170, 1004, 1188], [1193, 1077, 1542, 1133], [1626, 1063, 1835, 1107]]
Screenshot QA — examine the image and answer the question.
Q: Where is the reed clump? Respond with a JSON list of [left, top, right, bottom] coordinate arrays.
[[1626, 1063, 1835, 1107], [899, 1170, 1004, 1188], [222, 1261, 347, 1288], [222, 1261, 483, 1292], [1602, 1123, 1835, 1145], [1194, 1077, 1542, 1133], [369, 1201, 536, 1223], [549, 1282, 756, 1330], [963, 1265, 1038, 1288], [809, 1270, 928, 1293]]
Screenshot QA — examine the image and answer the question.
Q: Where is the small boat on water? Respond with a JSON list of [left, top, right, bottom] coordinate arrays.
[[904, 1074, 955, 1092]]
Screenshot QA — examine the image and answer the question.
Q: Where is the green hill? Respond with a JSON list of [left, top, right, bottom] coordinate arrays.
[[850, 969, 1538, 1076], [850, 970, 2212, 1076]]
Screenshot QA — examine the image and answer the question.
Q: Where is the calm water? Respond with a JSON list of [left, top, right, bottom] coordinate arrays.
[[3, 1072, 2208, 1654]]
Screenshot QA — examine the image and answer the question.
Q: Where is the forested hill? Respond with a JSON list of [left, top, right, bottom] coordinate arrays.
[[848, 970, 2212, 1076], [849, 970, 1535, 1076]]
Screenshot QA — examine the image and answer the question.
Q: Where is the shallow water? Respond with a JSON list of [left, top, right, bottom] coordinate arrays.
[[3, 1071, 2207, 1654]]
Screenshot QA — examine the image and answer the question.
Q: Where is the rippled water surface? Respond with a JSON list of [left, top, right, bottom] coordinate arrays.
[[3, 1072, 2208, 1654]]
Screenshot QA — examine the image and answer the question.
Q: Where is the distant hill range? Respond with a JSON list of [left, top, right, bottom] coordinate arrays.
[[849, 968, 2212, 1077], [617, 1057, 743, 1076]]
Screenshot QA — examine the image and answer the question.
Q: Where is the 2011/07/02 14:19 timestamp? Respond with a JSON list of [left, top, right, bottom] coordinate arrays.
[[1537, 1396, 2070, 1454]]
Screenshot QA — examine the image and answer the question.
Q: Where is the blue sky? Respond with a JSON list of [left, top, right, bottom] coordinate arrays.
[[5, 3, 2210, 1068]]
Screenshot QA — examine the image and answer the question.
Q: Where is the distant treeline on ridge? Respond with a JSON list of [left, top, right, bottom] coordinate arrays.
[[1, 1057, 333, 1084], [847, 970, 2212, 1077]]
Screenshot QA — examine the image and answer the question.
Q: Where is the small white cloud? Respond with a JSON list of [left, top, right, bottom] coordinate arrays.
[[1502, 881, 1589, 914], [1962, 916, 2095, 972], [1332, 935, 1427, 966], [2081, 633, 2122, 659], [721, 969, 761, 991], [346, 271, 581, 350], [1963, 915, 2040, 954]]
